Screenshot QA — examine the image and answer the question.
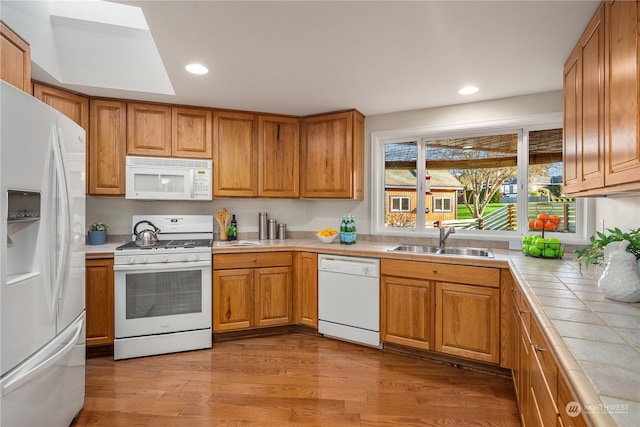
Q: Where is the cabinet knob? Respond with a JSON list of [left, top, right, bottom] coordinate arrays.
[[519, 309, 527, 315], [252, 258, 257, 263], [432, 269, 437, 273], [534, 345, 547, 353], [511, 288, 518, 293]]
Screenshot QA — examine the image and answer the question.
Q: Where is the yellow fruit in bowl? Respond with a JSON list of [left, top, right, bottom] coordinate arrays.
[[317, 227, 337, 237]]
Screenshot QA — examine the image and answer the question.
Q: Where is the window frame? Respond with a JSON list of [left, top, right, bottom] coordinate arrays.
[[371, 113, 594, 244], [433, 196, 453, 213], [389, 196, 411, 212]]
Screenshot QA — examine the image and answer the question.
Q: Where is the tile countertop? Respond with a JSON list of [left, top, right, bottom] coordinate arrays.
[[86, 238, 639, 426]]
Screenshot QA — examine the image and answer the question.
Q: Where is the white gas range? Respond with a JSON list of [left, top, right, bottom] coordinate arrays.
[[113, 215, 213, 360]]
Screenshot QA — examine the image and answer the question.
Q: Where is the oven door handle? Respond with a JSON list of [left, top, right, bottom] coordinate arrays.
[[113, 260, 212, 272]]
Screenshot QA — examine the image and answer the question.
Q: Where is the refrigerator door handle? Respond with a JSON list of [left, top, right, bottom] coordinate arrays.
[[50, 125, 72, 317], [1, 317, 84, 396]]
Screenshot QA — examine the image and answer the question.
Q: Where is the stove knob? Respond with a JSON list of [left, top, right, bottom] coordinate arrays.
[[193, 254, 200, 261], [140, 256, 148, 264], [181, 254, 188, 262], [127, 256, 135, 264], [161, 255, 169, 263]]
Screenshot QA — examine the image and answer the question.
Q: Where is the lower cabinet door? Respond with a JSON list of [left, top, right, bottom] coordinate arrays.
[[213, 269, 253, 331], [85, 259, 114, 346], [381, 276, 433, 350], [435, 282, 500, 363], [255, 266, 292, 327]]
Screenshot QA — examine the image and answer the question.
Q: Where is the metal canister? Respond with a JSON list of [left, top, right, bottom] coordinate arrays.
[[258, 212, 268, 240], [268, 219, 277, 240], [278, 223, 286, 240]]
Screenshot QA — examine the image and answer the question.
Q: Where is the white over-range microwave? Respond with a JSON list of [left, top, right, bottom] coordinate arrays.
[[125, 156, 212, 200]]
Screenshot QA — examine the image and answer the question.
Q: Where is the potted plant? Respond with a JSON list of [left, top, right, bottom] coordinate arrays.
[[575, 227, 640, 274], [87, 221, 108, 245]]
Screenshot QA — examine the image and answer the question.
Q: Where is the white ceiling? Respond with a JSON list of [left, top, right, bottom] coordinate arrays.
[[24, 1, 601, 117]]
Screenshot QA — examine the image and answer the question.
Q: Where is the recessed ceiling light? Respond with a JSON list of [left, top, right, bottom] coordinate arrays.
[[185, 63, 208, 75], [462, 145, 474, 150], [458, 86, 479, 95]]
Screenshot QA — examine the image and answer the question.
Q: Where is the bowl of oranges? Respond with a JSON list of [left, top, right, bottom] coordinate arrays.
[[528, 213, 561, 232], [316, 227, 338, 243]]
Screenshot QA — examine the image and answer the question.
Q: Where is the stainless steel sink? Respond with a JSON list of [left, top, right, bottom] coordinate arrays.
[[387, 245, 440, 253], [387, 244, 494, 258], [436, 247, 494, 258]]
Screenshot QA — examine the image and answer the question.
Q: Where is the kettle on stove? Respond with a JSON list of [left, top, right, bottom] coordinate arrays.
[[133, 220, 161, 247]]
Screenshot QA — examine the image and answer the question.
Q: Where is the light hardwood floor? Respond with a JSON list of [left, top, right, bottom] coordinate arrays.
[[72, 333, 521, 426]]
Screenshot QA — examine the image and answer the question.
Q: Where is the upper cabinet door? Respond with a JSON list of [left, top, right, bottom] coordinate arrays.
[[89, 99, 126, 195], [563, 4, 605, 194], [0, 22, 30, 93], [33, 83, 89, 130], [127, 102, 172, 157], [172, 107, 213, 159], [300, 110, 364, 199], [213, 111, 257, 197], [604, 0, 640, 188], [258, 115, 300, 198]]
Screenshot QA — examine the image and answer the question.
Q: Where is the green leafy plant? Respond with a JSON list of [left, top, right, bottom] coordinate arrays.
[[88, 221, 108, 232], [575, 227, 640, 272]]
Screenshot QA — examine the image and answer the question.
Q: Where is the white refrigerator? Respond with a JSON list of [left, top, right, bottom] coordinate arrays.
[[0, 81, 86, 426]]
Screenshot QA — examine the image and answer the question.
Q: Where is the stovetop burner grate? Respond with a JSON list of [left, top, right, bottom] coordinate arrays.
[[116, 239, 212, 251]]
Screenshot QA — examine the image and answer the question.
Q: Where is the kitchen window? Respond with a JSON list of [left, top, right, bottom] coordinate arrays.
[[371, 114, 592, 243]]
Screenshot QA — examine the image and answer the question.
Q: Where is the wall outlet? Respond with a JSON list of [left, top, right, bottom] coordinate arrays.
[[600, 219, 605, 233]]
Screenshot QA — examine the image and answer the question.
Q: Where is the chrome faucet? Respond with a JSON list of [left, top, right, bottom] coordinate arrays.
[[434, 221, 455, 248]]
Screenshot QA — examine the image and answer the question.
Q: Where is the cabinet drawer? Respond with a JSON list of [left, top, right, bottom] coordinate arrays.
[[512, 287, 531, 340], [558, 370, 587, 427], [214, 252, 293, 269], [531, 319, 558, 402], [381, 259, 500, 287]]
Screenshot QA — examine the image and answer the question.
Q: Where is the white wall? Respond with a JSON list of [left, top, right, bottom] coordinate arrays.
[[594, 196, 640, 233], [88, 90, 639, 238]]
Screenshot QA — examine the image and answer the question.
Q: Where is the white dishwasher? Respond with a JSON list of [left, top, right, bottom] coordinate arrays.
[[318, 254, 381, 348]]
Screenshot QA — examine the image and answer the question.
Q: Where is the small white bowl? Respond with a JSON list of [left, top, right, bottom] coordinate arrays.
[[316, 233, 337, 244]]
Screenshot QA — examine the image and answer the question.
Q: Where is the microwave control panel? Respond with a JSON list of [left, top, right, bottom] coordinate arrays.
[[193, 169, 211, 199]]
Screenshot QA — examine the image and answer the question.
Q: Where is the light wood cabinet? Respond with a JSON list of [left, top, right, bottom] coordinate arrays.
[[172, 106, 212, 158], [0, 21, 30, 93], [258, 115, 300, 197], [33, 83, 89, 130], [511, 285, 531, 426], [127, 102, 172, 157], [381, 275, 433, 350], [33, 83, 90, 193], [563, 3, 605, 194], [127, 102, 213, 159], [603, 0, 640, 189], [510, 278, 588, 427], [213, 252, 292, 332], [564, 1, 640, 195], [89, 99, 126, 195], [301, 109, 364, 199], [85, 259, 114, 346], [529, 318, 558, 427], [213, 111, 257, 197], [380, 259, 501, 363], [435, 282, 500, 364], [294, 252, 318, 328], [213, 268, 254, 331], [558, 370, 588, 427]]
